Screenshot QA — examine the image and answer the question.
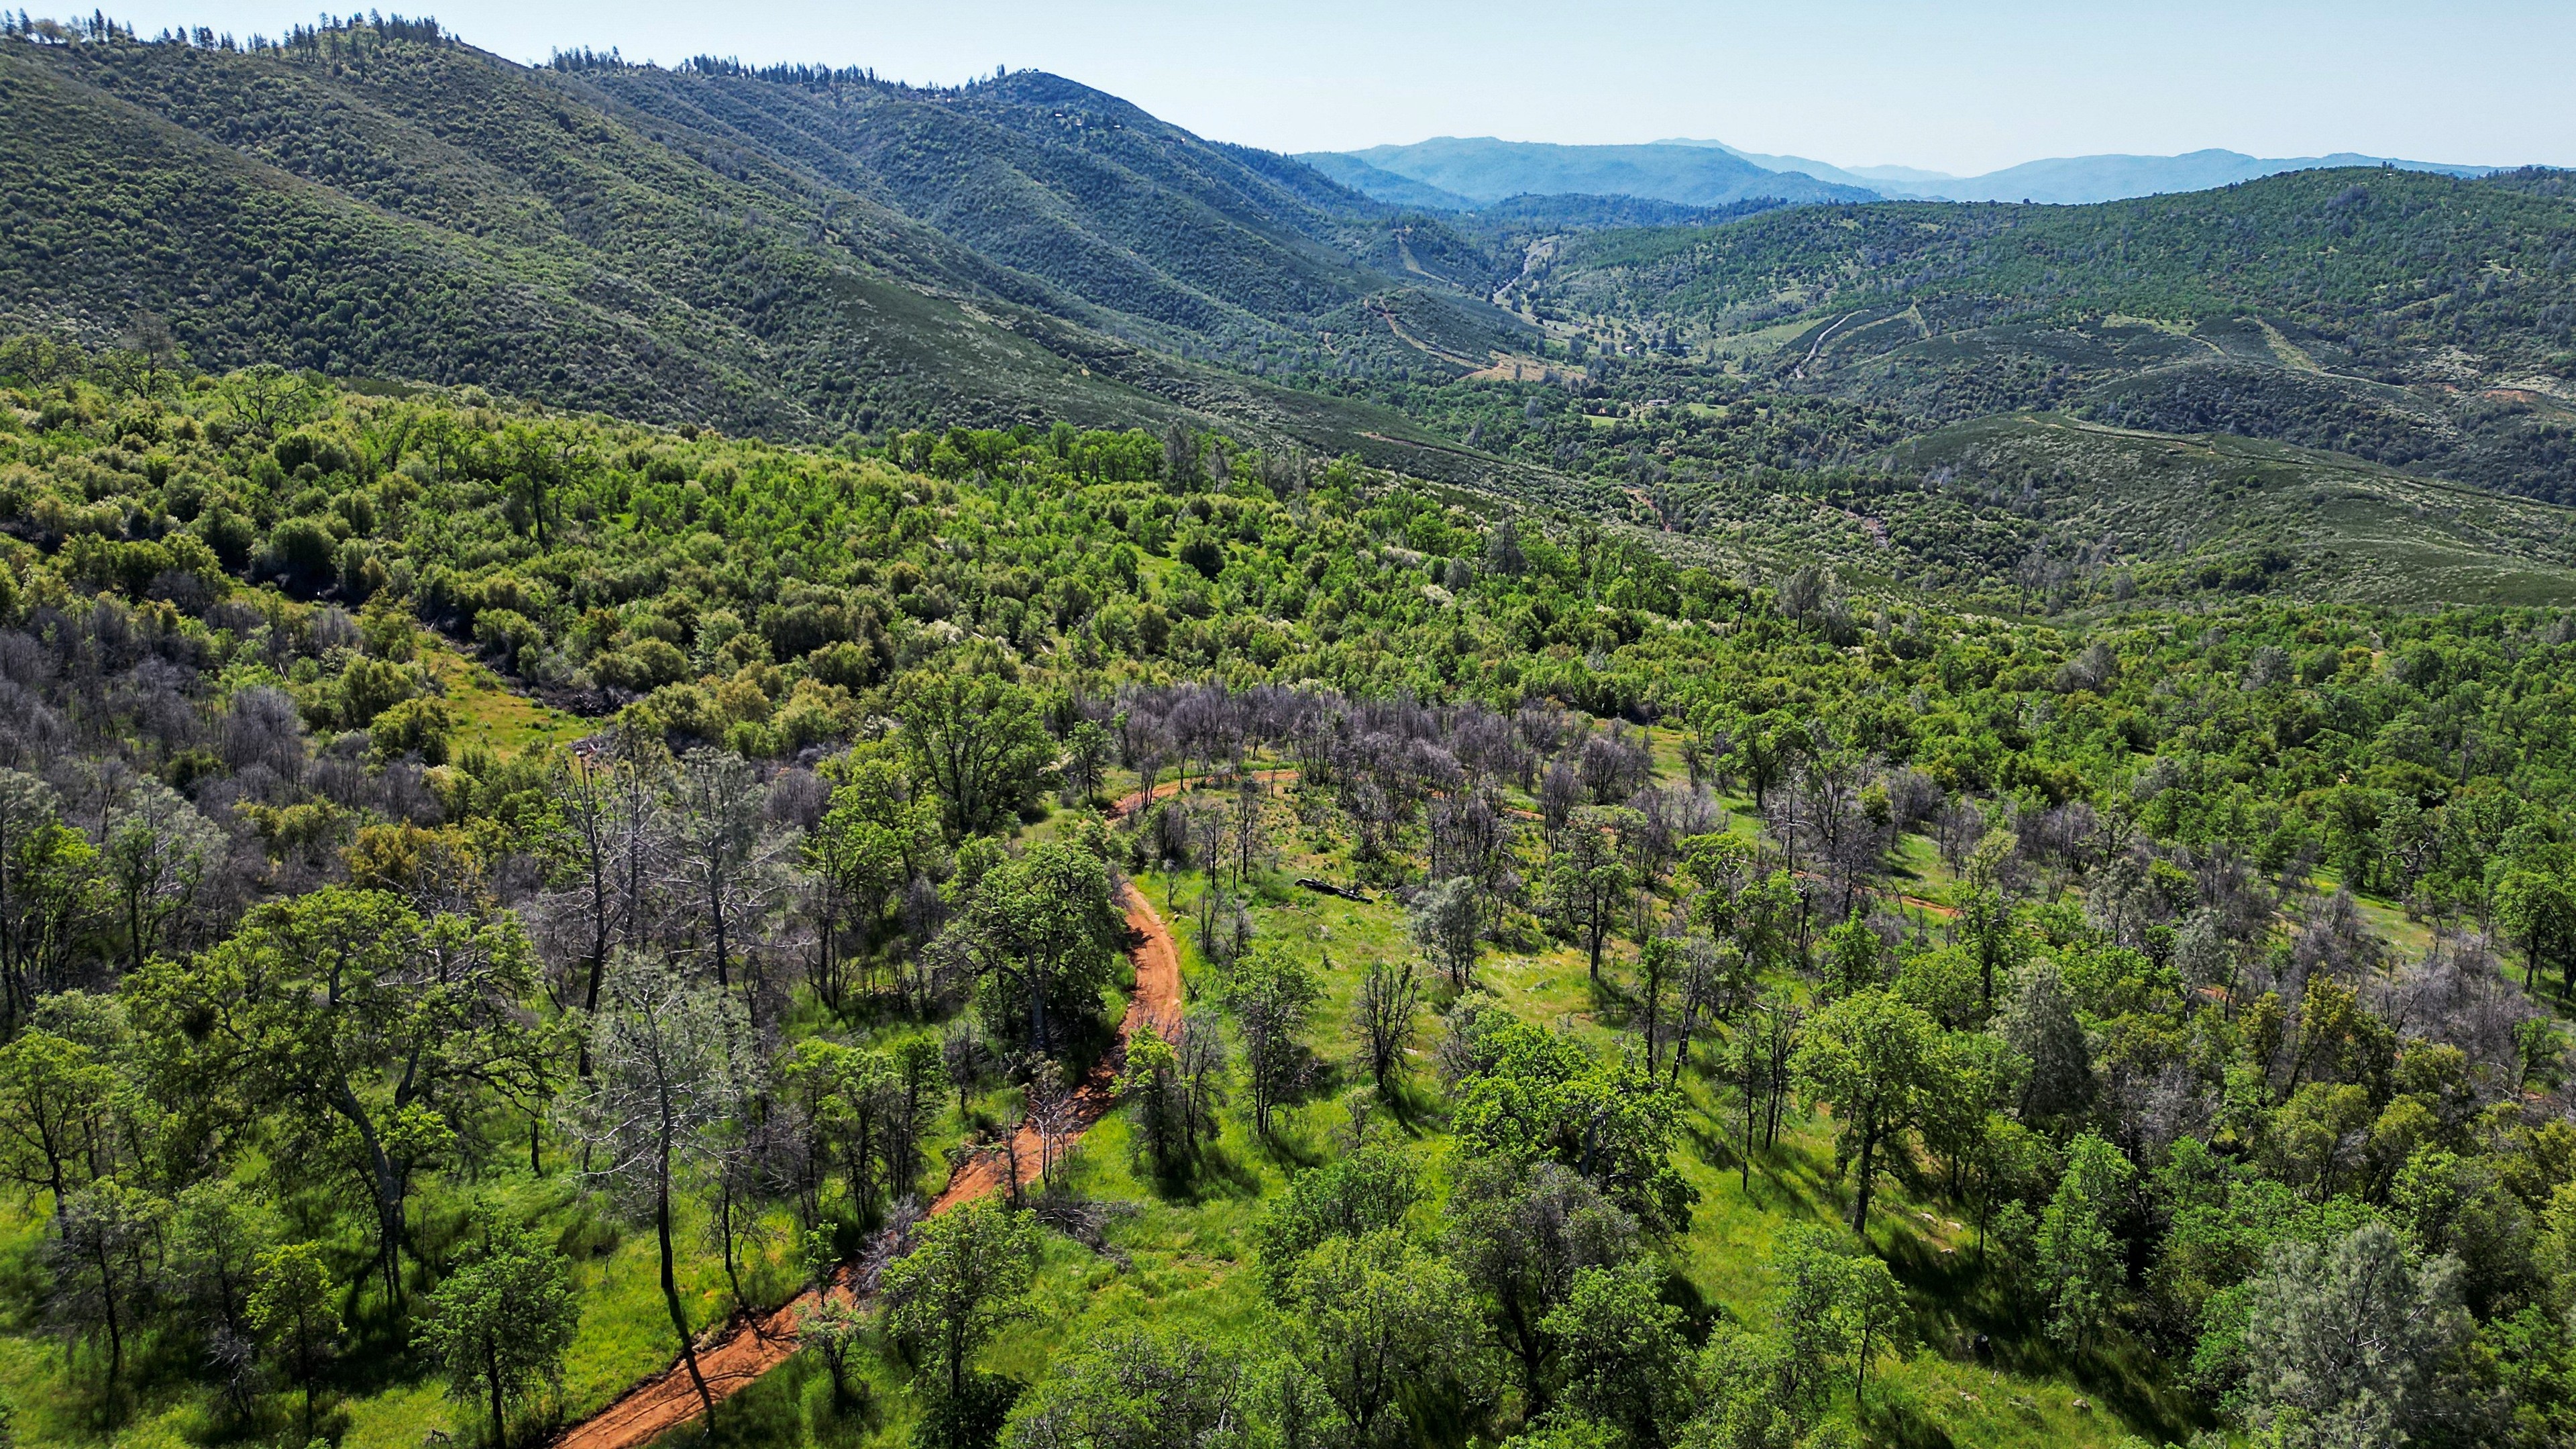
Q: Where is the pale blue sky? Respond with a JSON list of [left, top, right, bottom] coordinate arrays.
[[113, 0, 2574, 174]]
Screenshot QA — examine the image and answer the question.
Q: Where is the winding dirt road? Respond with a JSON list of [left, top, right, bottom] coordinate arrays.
[[549, 886, 1182, 1449]]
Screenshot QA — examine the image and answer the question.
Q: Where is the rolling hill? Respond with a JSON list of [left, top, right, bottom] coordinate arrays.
[[0, 21, 1546, 460], [1517, 166, 2576, 500]]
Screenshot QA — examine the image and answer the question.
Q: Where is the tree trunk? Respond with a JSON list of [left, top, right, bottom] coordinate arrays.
[[661, 1169, 714, 1423], [1851, 1121, 1878, 1232], [94, 1239, 122, 1393], [329, 1076, 407, 1301], [488, 1349, 507, 1448]]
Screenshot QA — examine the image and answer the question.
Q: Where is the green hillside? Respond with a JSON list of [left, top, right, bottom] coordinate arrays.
[[7, 345, 2576, 1449], [0, 21, 1541, 450], [1517, 167, 2576, 500]]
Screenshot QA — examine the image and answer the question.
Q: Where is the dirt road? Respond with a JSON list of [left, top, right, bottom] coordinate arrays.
[[548, 885, 1183, 1449]]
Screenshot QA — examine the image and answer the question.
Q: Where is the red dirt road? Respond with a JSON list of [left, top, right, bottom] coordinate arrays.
[[549, 885, 1182, 1449]]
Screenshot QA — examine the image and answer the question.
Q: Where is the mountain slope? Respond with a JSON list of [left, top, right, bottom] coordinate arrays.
[[0, 25, 1553, 453], [1295, 150, 1482, 211], [1521, 166, 2576, 499], [1886, 149, 2500, 205]]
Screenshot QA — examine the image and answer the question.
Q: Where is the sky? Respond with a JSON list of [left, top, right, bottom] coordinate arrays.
[[109, 0, 2576, 174]]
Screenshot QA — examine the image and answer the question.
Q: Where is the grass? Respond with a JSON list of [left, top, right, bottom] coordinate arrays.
[[0, 755, 2209, 1449], [419, 639, 590, 759]]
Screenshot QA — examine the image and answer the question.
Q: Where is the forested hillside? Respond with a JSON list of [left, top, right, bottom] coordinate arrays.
[[12, 13, 2576, 1449], [4, 337, 2576, 1449], [0, 16, 1527, 450], [1515, 168, 2576, 501]]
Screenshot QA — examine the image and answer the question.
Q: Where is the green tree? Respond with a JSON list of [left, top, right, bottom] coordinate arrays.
[[1542, 1262, 1690, 1448], [897, 672, 1056, 838], [1121, 1020, 1218, 1177], [0, 770, 96, 1038], [881, 1199, 1043, 1401], [805, 745, 939, 1011], [128, 889, 540, 1299], [1550, 808, 1631, 983], [999, 1328, 1258, 1449], [1222, 945, 1320, 1134], [1767, 1224, 1857, 1414], [0, 1029, 118, 1210], [1795, 989, 1938, 1232], [170, 1181, 268, 1413], [2240, 1222, 2471, 1448], [1452, 1015, 1697, 1230], [98, 779, 221, 975], [1281, 1229, 1483, 1448], [2496, 847, 2576, 995], [2000, 961, 2093, 1126], [1253, 1138, 1421, 1297], [417, 1222, 579, 1447], [1444, 1156, 1638, 1414], [1408, 876, 1482, 988], [47, 1177, 166, 1397], [247, 1241, 340, 1440], [952, 839, 1130, 1057]]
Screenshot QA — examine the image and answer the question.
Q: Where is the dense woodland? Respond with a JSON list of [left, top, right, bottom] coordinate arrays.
[[6, 16, 2576, 1449], [0, 336, 2573, 1449]]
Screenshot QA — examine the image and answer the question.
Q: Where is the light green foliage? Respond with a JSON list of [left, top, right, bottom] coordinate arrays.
[[1219, 945, 1322, 1134], [1453, 1013, 1697, 1231], [1279, 1229, 1485, 1449], [1253, 1139, 1421, 1296], [416, 1221, 578, 1446], [999, 1328, 1260, 1449], [898, 673, 1057, 839], [881, 1201, 1044, 1401], [1445, 1156, 1640, 1413], [2037, 1133, 2135, 1346], [126, 888, 539, 1297], [953, 837, 1130, 1058], [1793, 990, 1940, 1232], [247, 1242, 341, 1438], [1542, 1262, 1690, 1447]]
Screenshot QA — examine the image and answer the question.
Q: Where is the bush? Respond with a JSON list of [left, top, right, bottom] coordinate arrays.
[[473, 608, 545, 669], [369, 697, 453, 765], [262, 517, 337, 585]]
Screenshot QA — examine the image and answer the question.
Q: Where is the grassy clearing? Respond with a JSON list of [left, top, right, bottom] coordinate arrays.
[[420, 639, 590, 759]]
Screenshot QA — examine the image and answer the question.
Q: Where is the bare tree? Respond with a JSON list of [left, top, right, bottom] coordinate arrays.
[[666, 747, 784, 992], [570, 953, 752, 1426], [1354, 959, 1423, 1097]]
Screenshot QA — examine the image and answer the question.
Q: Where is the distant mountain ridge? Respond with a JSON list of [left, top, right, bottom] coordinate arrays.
[[1298, 136, 1874, 209], [1311, 136, 2508, 210]]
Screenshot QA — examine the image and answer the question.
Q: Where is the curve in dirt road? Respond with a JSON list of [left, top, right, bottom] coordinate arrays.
[[1106, 767, 1299, 824], [548, 885, 1183, 1449]]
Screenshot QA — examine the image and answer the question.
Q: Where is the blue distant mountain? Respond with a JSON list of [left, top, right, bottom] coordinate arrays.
[[1657, 140, 2502, 204], [1297, 152, 1483, 211], [1307, 136, 2506, 211], [1297, 137, 1874, 209]]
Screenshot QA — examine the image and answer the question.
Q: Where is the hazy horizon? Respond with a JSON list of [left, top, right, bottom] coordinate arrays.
[[89, 0, 2576, 175]]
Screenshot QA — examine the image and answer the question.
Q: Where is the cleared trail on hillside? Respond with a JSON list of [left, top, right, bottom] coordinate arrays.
[[548, 885, 1182, 1449]]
